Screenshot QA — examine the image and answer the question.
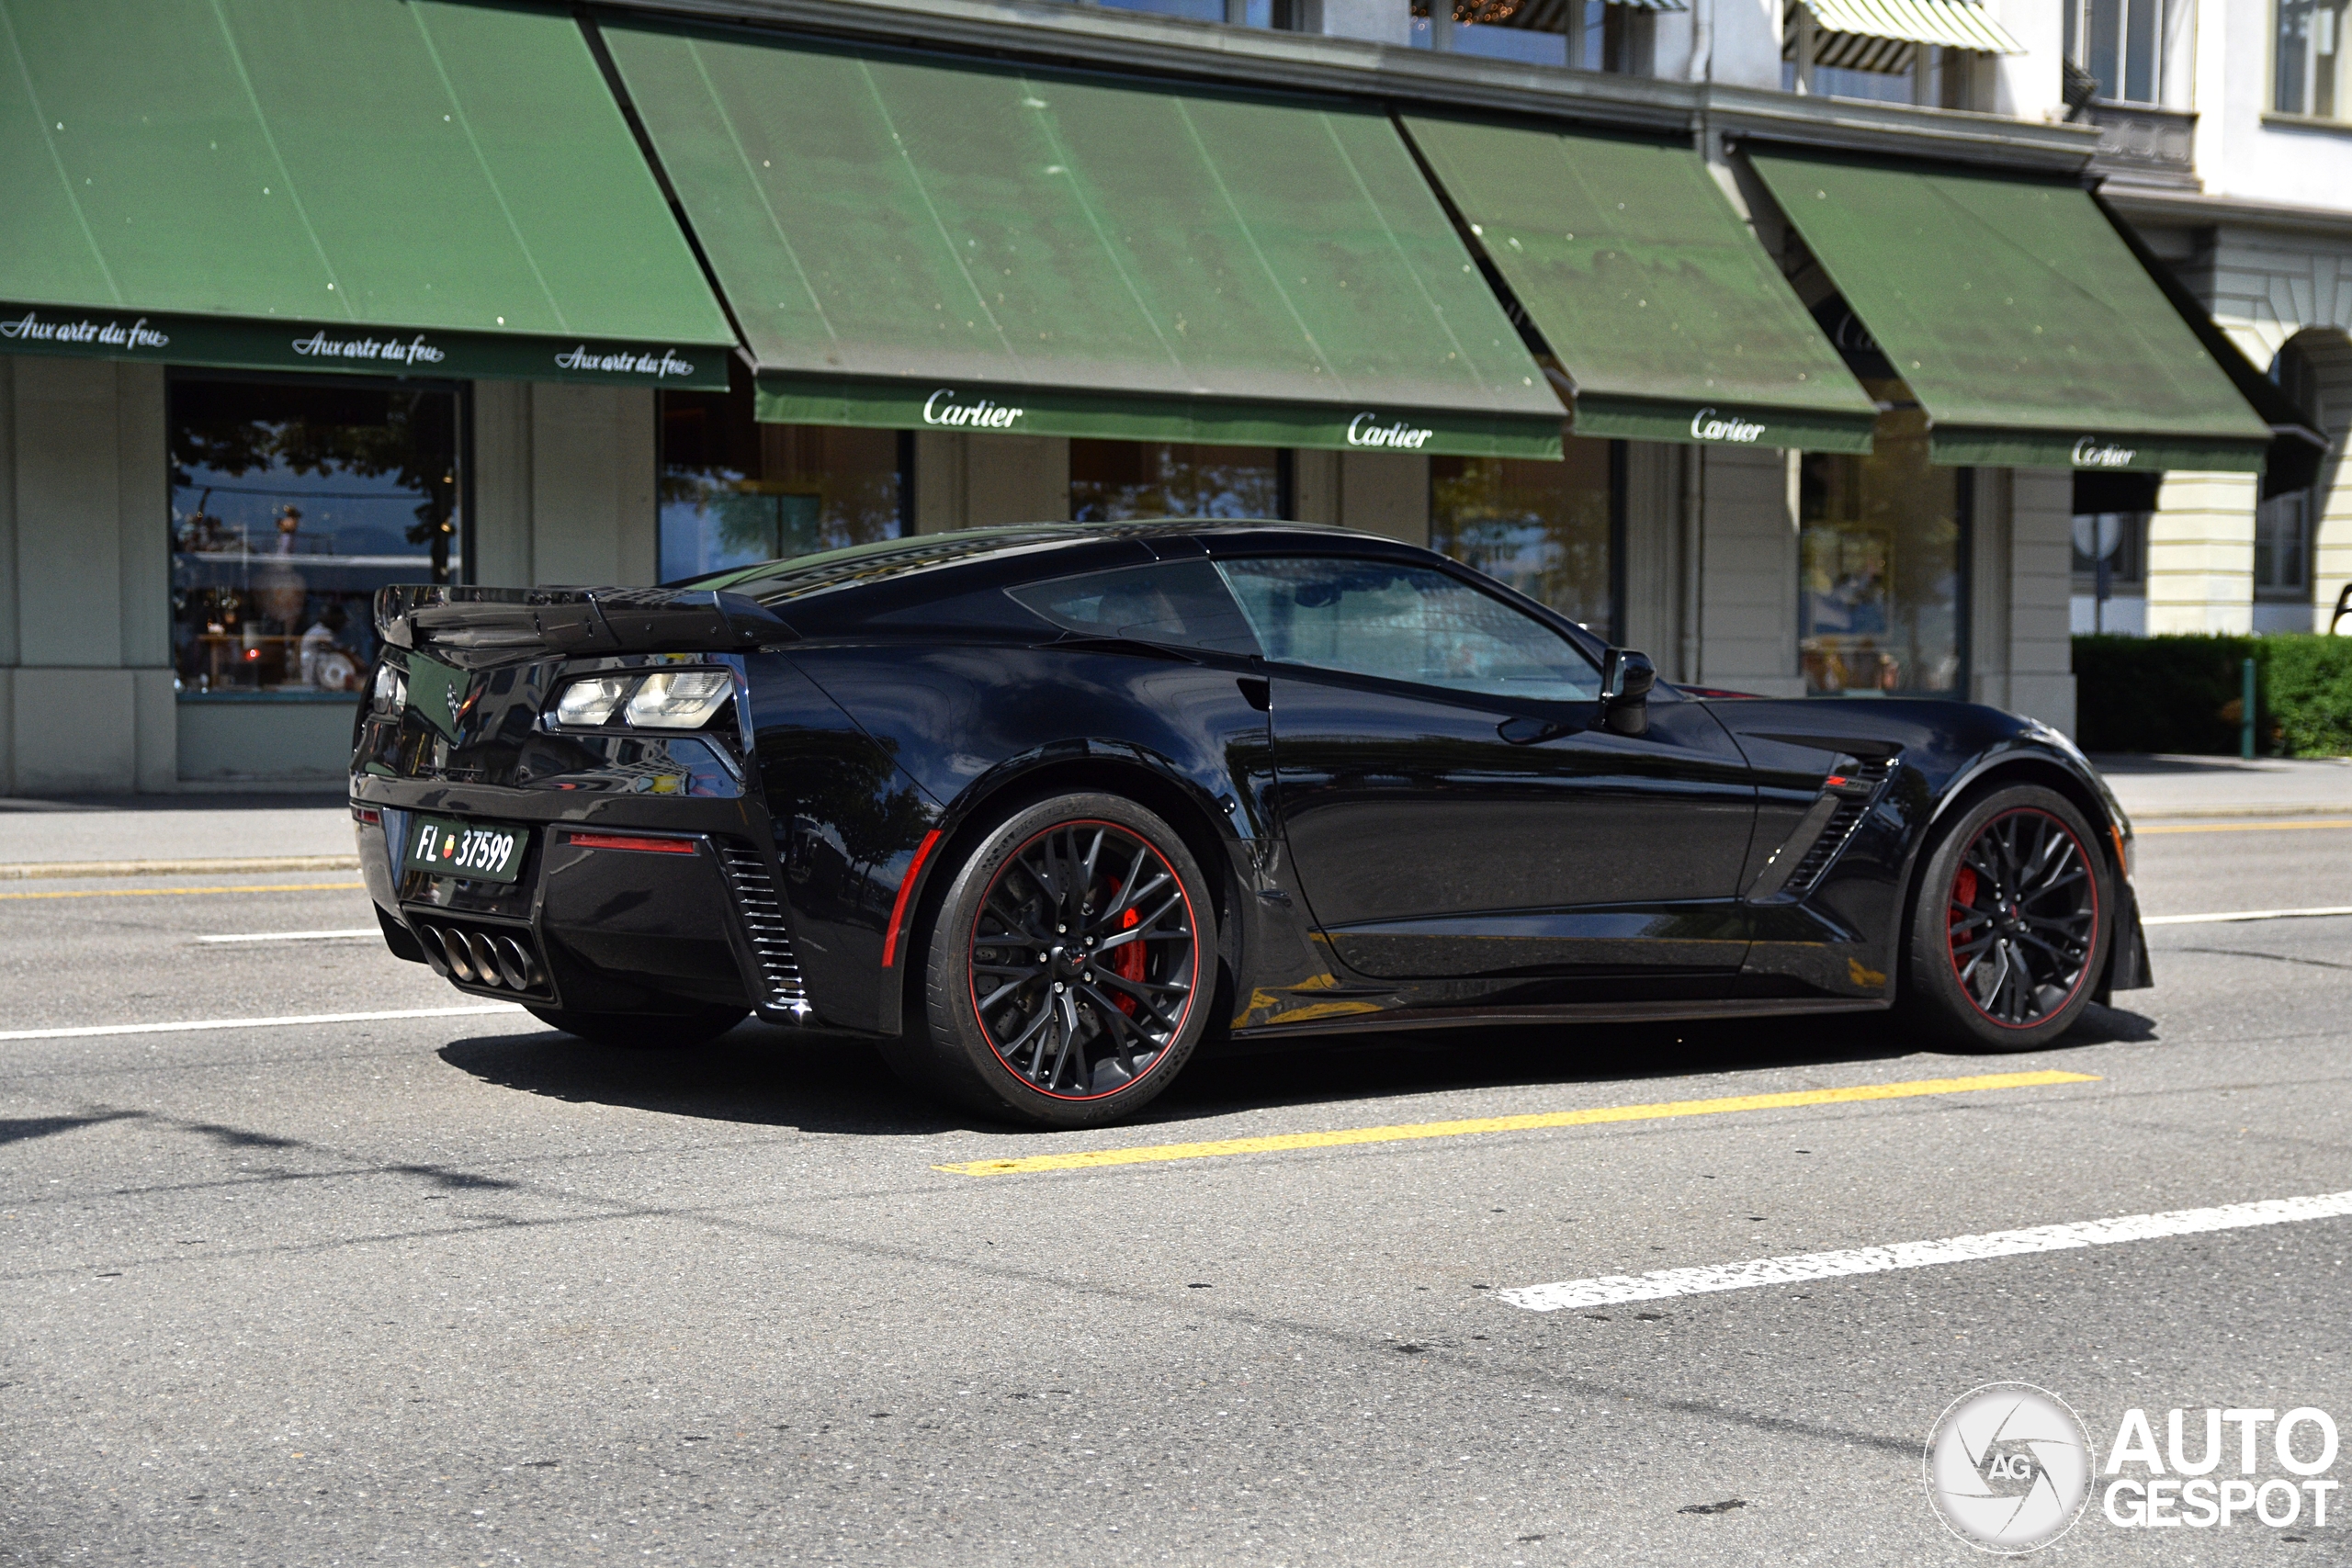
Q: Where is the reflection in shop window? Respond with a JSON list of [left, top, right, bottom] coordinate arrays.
[[1430, 439, 1617, 634], [1798, 412, 1967, 696], [660, 373, 908, 581], [1069, 441, 1283, 522], [169, 375, 459, 699]]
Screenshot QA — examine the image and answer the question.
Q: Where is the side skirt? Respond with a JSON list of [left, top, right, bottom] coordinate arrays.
[[1231, 995, 1892, 1042]]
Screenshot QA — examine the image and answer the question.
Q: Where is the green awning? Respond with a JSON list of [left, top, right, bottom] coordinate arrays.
[[0, 0, 733, 388], [1748, 154, 2274, 472], [601, 24, 1566, 459], [1400, 118, 1880, 454]]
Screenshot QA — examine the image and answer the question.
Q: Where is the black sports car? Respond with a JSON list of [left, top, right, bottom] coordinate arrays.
[[354, 521, 2148, 1127]]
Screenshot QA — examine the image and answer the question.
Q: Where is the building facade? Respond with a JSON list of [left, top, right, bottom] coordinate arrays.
[[0, 0, 2292, 793], [2069, 0, 2352, 636]]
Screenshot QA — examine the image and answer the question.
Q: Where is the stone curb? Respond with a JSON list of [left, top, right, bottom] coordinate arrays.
[[2123, 805, 2352, 822], [0, 855, 362, 881]]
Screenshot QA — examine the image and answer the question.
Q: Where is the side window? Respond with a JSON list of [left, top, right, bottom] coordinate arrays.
[[1216, 557, 1600, 703], [1007, 559, 1262, 657]]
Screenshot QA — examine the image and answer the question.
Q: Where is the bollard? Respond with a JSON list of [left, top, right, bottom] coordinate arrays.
[[2242, 655, 2257, 761]]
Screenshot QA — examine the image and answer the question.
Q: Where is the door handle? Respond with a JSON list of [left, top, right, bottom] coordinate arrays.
[[1497, 715, 1569, 745]]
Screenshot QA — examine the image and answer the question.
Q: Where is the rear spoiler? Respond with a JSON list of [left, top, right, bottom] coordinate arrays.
[[374, 585, 794, 657]]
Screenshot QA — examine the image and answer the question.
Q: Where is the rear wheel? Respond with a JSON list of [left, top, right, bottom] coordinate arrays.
[[525, 1004, 746, 1049], [1905, 784, 2110, 1052], [894, 792, 1215, 1128]]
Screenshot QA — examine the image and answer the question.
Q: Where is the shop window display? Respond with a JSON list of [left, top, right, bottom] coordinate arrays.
[[660, 372, 908, 581], [170, 375, 460, 699], [1069, 441, 1283, 522], [1430, 438, 1617, 635], [1798, 411, 1967, 696]]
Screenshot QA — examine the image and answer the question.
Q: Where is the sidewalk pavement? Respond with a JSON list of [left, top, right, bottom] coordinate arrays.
[[0, 750, 2336, 873], [2088, 754, 2352, 822], [0, 793, 354, 871]]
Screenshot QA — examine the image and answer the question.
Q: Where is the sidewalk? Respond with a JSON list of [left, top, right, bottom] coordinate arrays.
[[2087, 754, 2352, 822], [0, 753, 2334, 871], [0, 793, 354, 873]]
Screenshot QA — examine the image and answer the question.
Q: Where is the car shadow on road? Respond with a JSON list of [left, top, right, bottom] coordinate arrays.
[[438, 1001, 2157, 1139], [437, 1024, 971, 1137]]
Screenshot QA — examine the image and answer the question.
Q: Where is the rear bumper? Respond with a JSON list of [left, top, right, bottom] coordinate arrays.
[[351, 784, 811, 1023]]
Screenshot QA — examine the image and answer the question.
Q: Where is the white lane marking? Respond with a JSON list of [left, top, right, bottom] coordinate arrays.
[[0, 1005, 527, 1042], [196, 929, 380, 944], [2143, 906, 2352, 926], [1497, 1190, 2352, 1312]]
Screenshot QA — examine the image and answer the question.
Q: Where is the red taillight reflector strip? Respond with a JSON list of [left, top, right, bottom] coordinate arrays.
[[881, 829, 944, 968], [351, 806, 381, 825], [564, 831, 697, 854]]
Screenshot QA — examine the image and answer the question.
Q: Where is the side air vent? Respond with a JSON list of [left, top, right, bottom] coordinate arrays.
[[1781, 756, 1899, 895], [408, 913, 554, 1001], [719, 842, 811, 1018], [1744, 754, 1900, 902]]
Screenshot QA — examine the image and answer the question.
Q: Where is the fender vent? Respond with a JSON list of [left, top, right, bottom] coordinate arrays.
[[719, 843, 810, 1018], [1782, 756, 1898, 894]]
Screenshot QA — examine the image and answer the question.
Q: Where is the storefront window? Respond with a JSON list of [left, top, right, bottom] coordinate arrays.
[[169, 375, 459, 699], [660, 373, 907, 581], [1798, 412, 1967, 696], [1430, 438, 1617, 634], [1069, 442, 1283, 522]]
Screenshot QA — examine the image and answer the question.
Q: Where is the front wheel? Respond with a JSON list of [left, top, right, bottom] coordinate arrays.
[[892, 792, 1216, 1128], [525, 1004, 747, 1049], [1904, 784, 2112, 1052]]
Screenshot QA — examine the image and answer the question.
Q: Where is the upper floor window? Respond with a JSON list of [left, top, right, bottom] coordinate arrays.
[[2064, 0, 2187, 105], [1091, 0, 1302, 25], [1411, 0, 1657, 74], [1783, 4, 1996, 108], [2276, 0, 2349, 117]]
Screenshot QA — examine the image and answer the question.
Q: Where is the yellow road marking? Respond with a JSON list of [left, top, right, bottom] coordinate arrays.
[[2138, 819, 2352, 834], [933, 1069, 2099, 1176], [0, 881, 366, 901]]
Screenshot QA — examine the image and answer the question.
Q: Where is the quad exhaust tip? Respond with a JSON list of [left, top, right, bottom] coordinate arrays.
[[417, 919, 544, 993]]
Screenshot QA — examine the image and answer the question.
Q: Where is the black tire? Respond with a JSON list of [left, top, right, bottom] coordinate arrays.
[[1904, 784, 2113, 1052], [525, 1004, 746, 1049], [892, 792, 1216, 1129]]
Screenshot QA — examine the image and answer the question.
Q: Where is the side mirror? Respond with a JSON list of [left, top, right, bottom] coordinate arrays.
[[1600, 648, 1656, 736]]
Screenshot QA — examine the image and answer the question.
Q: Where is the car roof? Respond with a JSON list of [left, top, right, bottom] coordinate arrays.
[[675, 519, 1418, 609]]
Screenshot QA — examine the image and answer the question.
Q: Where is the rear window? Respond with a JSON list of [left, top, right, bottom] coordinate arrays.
[[1008, 560, 1262, 657]]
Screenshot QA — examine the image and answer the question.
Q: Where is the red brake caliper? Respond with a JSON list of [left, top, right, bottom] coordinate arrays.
[[1951, 864, 1978, 944], [1112, 904, 1144, 1017]]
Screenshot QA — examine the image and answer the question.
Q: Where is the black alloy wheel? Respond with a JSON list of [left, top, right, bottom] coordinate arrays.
[[890, 792, 1216, 1128], [1905, 784, 2111, 1051]]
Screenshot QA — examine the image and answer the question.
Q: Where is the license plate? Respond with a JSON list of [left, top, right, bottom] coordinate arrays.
[[401, 816, 526, 884]]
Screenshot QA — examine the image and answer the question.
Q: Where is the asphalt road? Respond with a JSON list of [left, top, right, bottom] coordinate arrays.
[[4, 820, 2351, 1565]]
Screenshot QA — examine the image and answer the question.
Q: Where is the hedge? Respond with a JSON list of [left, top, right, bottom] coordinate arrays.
[[2074, 634, 2352, 756]]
